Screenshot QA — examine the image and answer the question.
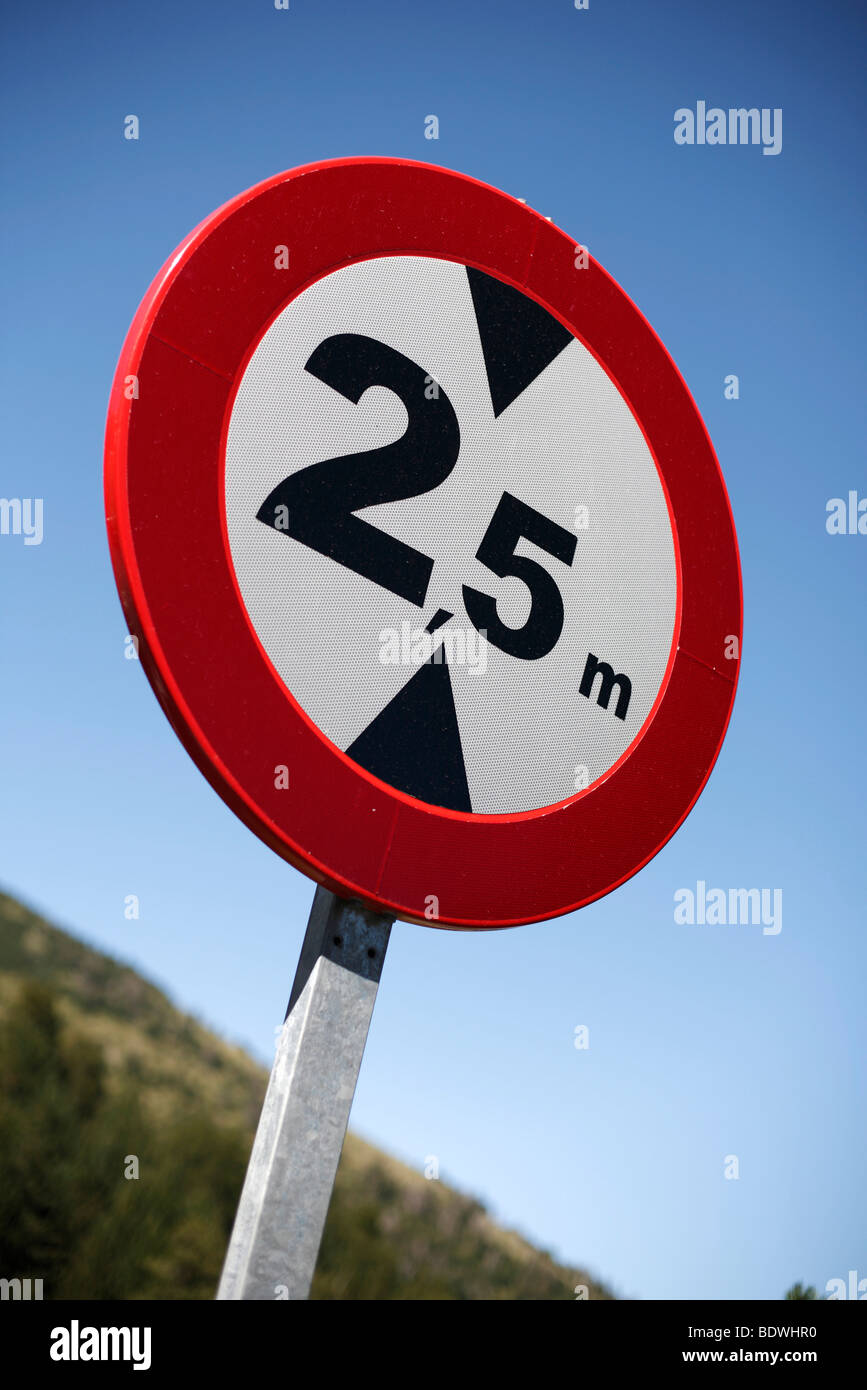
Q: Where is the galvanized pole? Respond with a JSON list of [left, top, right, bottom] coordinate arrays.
[[217, 885, 393, 1300]]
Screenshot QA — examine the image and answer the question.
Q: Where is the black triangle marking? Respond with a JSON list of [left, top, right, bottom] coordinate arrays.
[[466, 266, 573, 418], [346, 656, 471, 812]]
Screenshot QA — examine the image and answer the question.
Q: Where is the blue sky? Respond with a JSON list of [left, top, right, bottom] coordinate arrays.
[[1, 0, 864, 1300]]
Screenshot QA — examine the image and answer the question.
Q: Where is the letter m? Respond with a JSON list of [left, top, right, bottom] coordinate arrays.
[[729, 887, 761, 924], [729, 108, 760, 144], [0, 499, 22, 535], [102, 1329, 128, 1360], [0, 1278, 22, 1299], [579, 653, 632, 721]]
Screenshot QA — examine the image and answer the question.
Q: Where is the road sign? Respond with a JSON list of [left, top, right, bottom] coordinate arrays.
[[105, 157, 741, 929]]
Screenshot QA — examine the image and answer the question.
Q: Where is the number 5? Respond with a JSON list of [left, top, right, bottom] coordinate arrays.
[[462, 492, 577, 660]]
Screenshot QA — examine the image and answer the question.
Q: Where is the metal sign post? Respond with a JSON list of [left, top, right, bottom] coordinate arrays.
[[217, 887, 393, 1301]]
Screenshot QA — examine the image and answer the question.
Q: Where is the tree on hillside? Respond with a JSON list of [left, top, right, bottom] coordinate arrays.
[[0, 982, 248, 1298]]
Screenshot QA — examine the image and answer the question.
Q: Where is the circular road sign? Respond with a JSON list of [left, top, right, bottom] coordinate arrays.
[[105, 157, 742, 930]]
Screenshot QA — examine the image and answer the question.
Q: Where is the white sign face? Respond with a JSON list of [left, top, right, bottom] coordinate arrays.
[[225, 255, 678, 815]]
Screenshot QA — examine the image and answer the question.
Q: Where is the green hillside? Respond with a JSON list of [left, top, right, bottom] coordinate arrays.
[[0, 888, 614, 1300]]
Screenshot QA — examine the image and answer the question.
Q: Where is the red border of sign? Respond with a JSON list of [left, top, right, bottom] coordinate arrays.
[[105, 157, 742, 929]]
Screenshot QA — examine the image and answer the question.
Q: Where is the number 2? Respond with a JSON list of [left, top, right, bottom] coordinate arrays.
[[256, 333, 460, 607]]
